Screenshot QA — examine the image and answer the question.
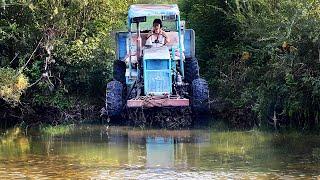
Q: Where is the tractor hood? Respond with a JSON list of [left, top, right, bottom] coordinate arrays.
[[143, 46, 172, 96], [143, 46, 170, 60]]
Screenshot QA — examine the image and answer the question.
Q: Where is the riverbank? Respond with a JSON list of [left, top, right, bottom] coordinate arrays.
[[0, 99, 103, 129], [1, 98, 320, 132]]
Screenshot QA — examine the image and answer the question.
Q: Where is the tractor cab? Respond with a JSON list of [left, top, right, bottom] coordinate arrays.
[[125, 5, 188, 105]]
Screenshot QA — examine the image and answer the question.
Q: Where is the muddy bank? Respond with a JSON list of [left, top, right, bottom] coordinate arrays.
[[0, 99, 102, 128]]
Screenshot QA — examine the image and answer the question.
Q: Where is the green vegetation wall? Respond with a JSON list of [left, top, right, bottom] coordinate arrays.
[[180, 0, 320, 129], [0, 0, 130, 110]]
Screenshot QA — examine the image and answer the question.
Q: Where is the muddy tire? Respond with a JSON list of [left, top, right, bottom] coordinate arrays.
[[185, 57, 200, 83], [191, 78, 209, 114], [113, 60, 126, 85], [106, 80, 123, 117]]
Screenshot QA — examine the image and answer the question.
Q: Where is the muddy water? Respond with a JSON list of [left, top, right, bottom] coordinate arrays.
[[0, 125, 320, 179]]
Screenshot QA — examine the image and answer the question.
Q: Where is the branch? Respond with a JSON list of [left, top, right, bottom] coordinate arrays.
[[9, 53, 19, 65], [286, 10, 298, 39], [16, 37, 43, 76], [27, 77, 42, 88]]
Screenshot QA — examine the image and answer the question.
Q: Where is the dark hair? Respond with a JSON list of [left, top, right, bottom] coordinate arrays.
[[153, 19, 162, 28]]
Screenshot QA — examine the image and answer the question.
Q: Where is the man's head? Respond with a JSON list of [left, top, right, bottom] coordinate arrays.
[[153, 19, 162, 33]]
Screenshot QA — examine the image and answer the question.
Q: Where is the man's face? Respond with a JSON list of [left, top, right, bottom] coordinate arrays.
[[153, 23, 161, 32]]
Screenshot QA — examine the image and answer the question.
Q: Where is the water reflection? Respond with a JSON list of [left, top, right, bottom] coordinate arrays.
[[0, 126, 319, 179], [0, 127, 30, 158]]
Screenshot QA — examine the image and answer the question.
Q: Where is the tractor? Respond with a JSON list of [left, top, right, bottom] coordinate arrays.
[[103, 4, 209, 128]]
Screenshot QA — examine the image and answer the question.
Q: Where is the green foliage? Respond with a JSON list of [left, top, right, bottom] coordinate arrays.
[[1, 0, 129, 109], [179, 0, 238, 60], [32, 88, 76, 109], [181, 0, 320, 129], [40, 124, 75, 136], [0, 68, 28, 105]]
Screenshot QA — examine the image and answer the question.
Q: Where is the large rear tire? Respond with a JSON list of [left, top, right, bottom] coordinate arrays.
[[106, 80, 124, 117], [113, 60, 126, 85], [185, 57, 200, 83], [191, 78, 209, 114]]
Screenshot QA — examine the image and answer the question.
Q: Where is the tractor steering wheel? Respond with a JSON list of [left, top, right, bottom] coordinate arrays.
[[146, 32, 167, 47]]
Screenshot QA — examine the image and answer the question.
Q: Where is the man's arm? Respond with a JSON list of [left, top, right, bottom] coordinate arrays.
[[161, 30, 170, 44], [147, 27, 154, 38]]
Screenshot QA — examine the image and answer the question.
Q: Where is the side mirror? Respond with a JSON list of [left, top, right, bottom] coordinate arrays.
[[180, 21, 185, 31], [162, 15, 176, 21], [131, 16, 146, 23]]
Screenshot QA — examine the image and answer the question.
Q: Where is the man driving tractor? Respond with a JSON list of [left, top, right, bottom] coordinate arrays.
[[145, 19, 170, 47]]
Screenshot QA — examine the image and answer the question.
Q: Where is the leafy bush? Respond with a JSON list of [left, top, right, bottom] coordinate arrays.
[[0, 68, 28, 105], [181, 0, 320, 129]]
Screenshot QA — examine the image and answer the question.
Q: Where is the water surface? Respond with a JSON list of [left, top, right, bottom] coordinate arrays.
[[0, 125, 319, 179]]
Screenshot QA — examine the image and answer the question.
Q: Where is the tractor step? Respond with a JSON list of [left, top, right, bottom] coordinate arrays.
[[127, 96, 189, 108]]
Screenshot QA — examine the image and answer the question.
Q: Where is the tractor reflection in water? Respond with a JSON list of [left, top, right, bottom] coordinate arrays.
[[102, 4, 209, 128]]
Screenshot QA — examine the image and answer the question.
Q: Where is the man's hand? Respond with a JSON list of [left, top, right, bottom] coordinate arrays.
[[160, 30, 168, 39], [147, 30, 154, 38], [160, 30, 170, 44]]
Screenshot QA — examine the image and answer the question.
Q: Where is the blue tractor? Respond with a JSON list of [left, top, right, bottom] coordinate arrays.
[[104, 4, 209, 128]]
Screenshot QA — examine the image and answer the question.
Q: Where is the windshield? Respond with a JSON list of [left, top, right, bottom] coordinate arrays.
[[130, 16, 177, 32]]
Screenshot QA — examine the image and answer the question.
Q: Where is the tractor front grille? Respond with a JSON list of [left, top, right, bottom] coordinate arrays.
[[144, 59, 172, 95]]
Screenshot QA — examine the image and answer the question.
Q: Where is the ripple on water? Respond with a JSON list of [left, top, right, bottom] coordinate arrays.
[[91, 169, 279, 180]]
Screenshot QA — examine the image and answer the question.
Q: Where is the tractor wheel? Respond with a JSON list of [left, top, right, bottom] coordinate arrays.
[[185, 57, 200, 83], [113, 60, 126, 85], [106, 80, 124, 117], [191, 78, 209, 114]]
